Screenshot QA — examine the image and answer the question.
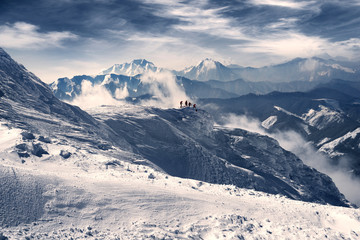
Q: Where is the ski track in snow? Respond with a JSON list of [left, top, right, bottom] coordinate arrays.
[[0, 122, 360, 240]]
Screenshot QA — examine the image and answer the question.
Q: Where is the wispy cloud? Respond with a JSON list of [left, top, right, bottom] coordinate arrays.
[[238, 32, 327, 58], [3, 0, 360, 81], [144, 0, 248, 41], [249, 0, 314, 9], [234, 32, 360, 61], [266, 18, 299, 29], [69, 80, 120, 109], [0, 22, 77, 49], [140, 71, 190, 108]]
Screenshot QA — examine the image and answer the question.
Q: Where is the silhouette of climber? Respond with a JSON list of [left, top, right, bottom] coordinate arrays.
[[185, 100, 188, 107], [180, 101, 183, 108]]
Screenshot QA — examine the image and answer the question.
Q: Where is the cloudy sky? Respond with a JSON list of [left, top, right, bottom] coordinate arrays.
[[1, 0, 360, 83]]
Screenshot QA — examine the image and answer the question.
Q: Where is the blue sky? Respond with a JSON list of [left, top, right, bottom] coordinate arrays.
[[1, 0, 360, 83]]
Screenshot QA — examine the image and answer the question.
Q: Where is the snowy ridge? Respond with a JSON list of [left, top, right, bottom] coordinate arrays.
[[87, 105, 349, 206], [100, 59, 161, 76], [0, 125, 359, 239], [261, 116, 277, 129], [302, 105, 343, 130], [319, 128, 360, 157], [275, 104, 344, 130], [175, 58, 239, 81], [274, 106, 302, 119]]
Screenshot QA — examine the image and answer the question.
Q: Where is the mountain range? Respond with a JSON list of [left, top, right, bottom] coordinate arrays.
[[99, 57, 360, 82], [50, 57, 360, 102], [200, 83, 360, 177], [48, 56, 360, 180]]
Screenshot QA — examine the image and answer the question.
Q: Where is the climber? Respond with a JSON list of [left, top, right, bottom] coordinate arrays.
[[185, 100, 188, 107], [180, 101, 183, 108]]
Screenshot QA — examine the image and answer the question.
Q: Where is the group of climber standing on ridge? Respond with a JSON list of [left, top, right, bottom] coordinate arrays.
[[180, 100, 197, 111]]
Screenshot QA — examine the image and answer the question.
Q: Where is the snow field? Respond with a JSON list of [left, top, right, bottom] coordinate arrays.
[[0, 129, 360, 239]]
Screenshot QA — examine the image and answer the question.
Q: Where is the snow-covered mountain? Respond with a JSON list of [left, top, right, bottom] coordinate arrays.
[[50, 74, 143, 101], [1, 47, 360, 238], [175, 58, 239, 82], [100, 59, 161, 76], [232, 57, 360, 83], [50, 57, 360, 103], [200, 85, 360, 177], [172, 57, 360, 82], [50, 73, 238, 102]]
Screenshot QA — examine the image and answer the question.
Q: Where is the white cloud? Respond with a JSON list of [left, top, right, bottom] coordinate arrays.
[[0, 22, 77, 49], [267, 18, 299, 29], [239, 32, 327, 58], [299, 58, 321, 72], [144, 0, 248, 40], [230, 31, 360, 63], [69, 80, 120, 109], [250, 0, 314, 9], [115, 82, 129, 99], [139, 71, 190, 108]]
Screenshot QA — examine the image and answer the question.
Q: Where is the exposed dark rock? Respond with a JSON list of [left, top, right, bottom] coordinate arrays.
[[38, 136, 51, 143], [97, 143, 112, 150], [31, 143, 48, 157], [17, 152, 30, 158], [15, 143, 29, 152], [60, 150, 71, 159], [21, 132, 35, 140]]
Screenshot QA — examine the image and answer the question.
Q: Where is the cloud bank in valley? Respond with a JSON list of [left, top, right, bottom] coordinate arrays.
[[69, 80, 120, 109], [68, 71, 191, 109], [139, 71, 190, 109]]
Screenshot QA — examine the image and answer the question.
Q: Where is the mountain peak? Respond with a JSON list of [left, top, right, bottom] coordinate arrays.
[[176, 58, 237, 81], [0, 47, 11, 59], [100, 59, 159, 76], [132, 59, 154, 66], [198, 58, 219, 69]]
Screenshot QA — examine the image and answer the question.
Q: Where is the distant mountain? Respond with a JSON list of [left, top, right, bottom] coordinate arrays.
[[232, 57, 360, 83], [100, 59, 161, 76], [51, 57, 360, 102], [172, 57, 360, 82], [175, 58, 239, 82], [205, 79, 320, 96], [50, 74, 238, 102], [200, 85, 360, 177], [50, 74, 144, 101]]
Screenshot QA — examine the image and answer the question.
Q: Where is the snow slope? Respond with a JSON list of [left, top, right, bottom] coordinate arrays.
[[100, 59, 160, 76], [320, 128, 360, 157], [88, 105, 349, 206], [175, 58, 239, 81], [0, 131, 359, 239]]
